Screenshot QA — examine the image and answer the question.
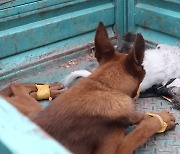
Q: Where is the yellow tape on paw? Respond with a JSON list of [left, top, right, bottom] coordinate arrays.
[[36, 84, 52, 100], [146, 112, 168, 133]]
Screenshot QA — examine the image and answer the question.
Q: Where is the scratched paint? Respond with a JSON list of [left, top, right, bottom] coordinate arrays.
[[135, 4, 180, 37], [127, 0, 180, 45], [0, 27, 115, 87], [0, 0, 112, 27], [0, 0, 114, 59], [0, 0, 73, 10]]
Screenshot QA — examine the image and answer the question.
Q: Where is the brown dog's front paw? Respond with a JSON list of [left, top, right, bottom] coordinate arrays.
[[158, 110, 176, 131]]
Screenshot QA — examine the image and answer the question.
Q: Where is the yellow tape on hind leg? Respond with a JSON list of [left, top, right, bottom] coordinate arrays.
[[36, 85, 52, 100]]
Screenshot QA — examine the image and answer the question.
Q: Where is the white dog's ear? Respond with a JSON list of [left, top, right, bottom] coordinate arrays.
[[95, 22, 115, 63]]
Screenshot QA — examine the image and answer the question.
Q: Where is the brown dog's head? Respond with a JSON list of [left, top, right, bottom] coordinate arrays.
[[94, 22, 145, 98]]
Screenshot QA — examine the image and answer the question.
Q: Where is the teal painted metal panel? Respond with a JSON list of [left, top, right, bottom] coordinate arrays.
[[0, 97, 71, 154], [0, 0, 75, 10], [114, 0, 125, 40], [137, 0, 180, 12], [0, 0, 112, 31], [0, 0, 73, 19], [114, 0, 130, 41], [136, 26, 180, 45], [127, 0, 180, 45], [0, 140, 12, 154], [127, 0, 135, 32], [0, 27, 115, 86], [0, 0, 114, 59], [135, 3, 180, 38], [0, 0, 112, 23]]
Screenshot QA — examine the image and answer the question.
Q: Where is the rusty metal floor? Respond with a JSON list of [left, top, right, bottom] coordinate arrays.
[[1, 53, 180, 154]]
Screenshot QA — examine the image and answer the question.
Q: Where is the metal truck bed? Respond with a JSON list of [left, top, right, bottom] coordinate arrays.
[[0, 0, 180, 153], [1, 51, 180, 153]]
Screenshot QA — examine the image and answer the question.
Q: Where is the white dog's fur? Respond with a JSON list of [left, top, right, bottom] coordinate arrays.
[[64, 70, 91, 88], [141, 44, 180, 91], [64, 44, 180, 92]]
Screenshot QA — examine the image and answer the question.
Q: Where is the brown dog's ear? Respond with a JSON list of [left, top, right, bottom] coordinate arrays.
[[95, 22, 115, 62], [127, 33, 145, 66]]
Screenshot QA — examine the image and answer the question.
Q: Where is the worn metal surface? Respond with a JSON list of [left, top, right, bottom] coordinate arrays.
[[0, 27, 115, 88], [114, 0, 126, 41], [0, 0, 15, 5], [0, 0, 114, 59], [0, 0, 87, 19], [1, 52, 180, 153], [128, 0, 180, 46]]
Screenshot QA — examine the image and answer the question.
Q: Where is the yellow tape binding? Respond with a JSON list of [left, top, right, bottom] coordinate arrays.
[[36, 85, 52, 100], [146, 112, 168, 133], [133, 86, 141, 100]]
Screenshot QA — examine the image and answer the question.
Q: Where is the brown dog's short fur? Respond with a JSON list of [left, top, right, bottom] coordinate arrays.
[[0, 83, 64, 115], [0, 22, 176, 154]]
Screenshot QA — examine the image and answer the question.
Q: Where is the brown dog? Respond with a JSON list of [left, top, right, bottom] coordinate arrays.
[[0, 22, 176, 154]]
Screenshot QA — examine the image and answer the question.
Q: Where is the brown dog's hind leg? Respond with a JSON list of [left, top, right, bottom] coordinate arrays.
[[118, 111, 176, 154], [1, 83, 42, 115], [0, 83, 38, 99], [0, 86, 13, 97]]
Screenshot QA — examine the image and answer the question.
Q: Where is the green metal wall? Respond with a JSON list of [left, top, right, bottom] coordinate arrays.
[[127, 0, 180, 45], [0, 0, 115, 59], [0, 0, 125, 86]]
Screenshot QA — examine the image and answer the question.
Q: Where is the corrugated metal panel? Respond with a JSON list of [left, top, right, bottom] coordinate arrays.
[[127, 0, 180, 45], [0, 0, 115, 59]]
